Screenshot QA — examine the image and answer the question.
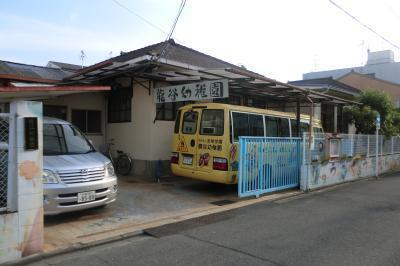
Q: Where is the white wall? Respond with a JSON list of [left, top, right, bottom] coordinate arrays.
[[0, 101, 44, 264], [43, 92, 106, 150], [106, 79, 174, 162]]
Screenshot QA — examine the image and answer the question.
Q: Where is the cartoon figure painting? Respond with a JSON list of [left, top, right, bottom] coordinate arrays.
[[199, 153, 210, 167]]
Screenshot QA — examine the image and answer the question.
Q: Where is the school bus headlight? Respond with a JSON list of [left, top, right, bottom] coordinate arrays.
[[213, 157, 228, 171], [171, 152, 179, 164]]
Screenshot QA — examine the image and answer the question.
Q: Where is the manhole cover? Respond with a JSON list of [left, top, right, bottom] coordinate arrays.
[[210, 199, 236, 206]]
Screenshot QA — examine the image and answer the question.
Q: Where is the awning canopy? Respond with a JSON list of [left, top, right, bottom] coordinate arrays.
[[63, 58, 359, 105], [0, 84, 110, 102]]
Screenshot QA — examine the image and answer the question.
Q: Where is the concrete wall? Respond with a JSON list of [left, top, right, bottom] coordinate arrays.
[[301, 154, 400, 191], [106, 78, 173, 178], [0, 101, 43, 264], [43, 92, 106, 150]]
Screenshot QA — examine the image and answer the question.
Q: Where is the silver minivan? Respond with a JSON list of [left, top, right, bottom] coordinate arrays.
[[42, 117, 117, 215]]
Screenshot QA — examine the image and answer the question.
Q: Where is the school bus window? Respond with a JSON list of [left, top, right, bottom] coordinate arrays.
[[249, 114, 264, 136], [300, 122, 310, 134], [279, 118, 290, 137], [265, 116, 279, 137], [200, 109, 224, 136], [174, 110, 182, 133], [314, 127, 323, 134], [182, 111, 198, 134], [232, 112, 249, 142]]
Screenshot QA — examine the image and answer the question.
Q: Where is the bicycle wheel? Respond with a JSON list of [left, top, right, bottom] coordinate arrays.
[[116, 154, 132, 176]]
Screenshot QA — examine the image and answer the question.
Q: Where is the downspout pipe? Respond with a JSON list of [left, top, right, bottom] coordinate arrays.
[[305, 95, 314, 192], [306, 95, 314, 149]]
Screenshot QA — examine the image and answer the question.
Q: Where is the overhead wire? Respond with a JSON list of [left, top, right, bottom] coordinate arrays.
[[110, 0, 168, 36], [158, 0, 187, 60], [328, 0, 400, 50]]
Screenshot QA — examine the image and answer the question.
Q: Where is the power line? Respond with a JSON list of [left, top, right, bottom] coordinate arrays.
[[328, 0, 400, 50], [166, 0, 186, 40], [158, 0, 187, 60], [110, 0, 168, 36]]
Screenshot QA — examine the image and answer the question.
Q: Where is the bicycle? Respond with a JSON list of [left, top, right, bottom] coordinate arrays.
[[104, 140, 133, 176]]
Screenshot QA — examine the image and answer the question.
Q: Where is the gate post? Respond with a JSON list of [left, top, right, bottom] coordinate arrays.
[[0, 101, 43, 264]]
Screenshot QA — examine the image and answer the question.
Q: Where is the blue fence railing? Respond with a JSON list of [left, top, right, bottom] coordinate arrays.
[[238, 137, 302, 198]]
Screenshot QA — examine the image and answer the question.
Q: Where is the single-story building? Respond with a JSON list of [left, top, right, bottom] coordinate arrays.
[[1, 39, 357, 178], [288, 77, 361, 133]]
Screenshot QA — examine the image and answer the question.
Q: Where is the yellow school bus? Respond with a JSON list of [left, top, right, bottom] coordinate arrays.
[[170, 103, 323, 184]]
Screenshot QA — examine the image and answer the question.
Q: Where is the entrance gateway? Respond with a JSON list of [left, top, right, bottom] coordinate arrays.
[[238, 137, 302, 197]]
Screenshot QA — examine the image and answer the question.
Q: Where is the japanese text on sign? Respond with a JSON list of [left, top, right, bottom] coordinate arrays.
[[153, 79, 229, 103]]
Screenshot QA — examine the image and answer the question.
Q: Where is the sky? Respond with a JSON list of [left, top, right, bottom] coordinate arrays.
[[1, 0, 400, 82]]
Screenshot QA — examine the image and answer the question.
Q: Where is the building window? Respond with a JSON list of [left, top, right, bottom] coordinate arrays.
[[44, 105, 67, 120], [156, 101, 192, 121], [108, 87, 132, 123], [71, 109, 102, 134], [213, 95, 241, 105]]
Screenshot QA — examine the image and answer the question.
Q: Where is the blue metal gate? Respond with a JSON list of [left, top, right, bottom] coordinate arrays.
[[238, 137, 302, 197]]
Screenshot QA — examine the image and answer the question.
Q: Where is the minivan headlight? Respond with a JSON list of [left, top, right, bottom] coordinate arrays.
[[42, 170, 59, 184], [106, 163, 115, 177]]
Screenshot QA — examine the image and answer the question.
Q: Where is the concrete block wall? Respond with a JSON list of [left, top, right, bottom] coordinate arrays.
[[301, 154, 400, 190], [0, 101, 43, 264]]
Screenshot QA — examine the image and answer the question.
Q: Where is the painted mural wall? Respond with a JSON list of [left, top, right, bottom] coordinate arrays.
[[301, 154, 400, 190], [0, 101, 43, 264]]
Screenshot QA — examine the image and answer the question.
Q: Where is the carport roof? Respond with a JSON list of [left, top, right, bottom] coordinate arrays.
[[0, 84, 110, 102], [63, 40, 359, 105]]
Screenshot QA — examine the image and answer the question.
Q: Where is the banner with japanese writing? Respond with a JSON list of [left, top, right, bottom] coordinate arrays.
[[153, 79, 229, 103]]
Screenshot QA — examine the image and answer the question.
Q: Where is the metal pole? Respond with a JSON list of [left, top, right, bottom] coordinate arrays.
[[334, 105, 338, 133], [296, 98, 300, 137], [375, 127, 379, 177]]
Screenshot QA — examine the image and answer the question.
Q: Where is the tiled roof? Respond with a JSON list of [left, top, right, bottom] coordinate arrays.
[[47, 61, 83, 72], [112, 39, 239, 69], [0, 60, 72, 82]]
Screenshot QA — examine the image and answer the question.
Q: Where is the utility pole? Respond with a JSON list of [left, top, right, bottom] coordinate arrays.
[[375, 113, 380, 177]]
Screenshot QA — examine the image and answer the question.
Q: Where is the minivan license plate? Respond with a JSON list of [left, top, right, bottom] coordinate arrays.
[[183, 156, 193, 165], [77, 191, 96, 203]]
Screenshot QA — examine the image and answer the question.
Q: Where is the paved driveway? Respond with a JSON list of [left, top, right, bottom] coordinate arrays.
[[44, 176, 238, 252]]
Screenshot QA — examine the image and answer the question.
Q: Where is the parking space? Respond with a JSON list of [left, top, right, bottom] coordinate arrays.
[[44, 176, 239, 252]]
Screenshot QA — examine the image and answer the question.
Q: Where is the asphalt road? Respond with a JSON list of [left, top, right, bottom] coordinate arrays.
[[29, 174, 400, 266]]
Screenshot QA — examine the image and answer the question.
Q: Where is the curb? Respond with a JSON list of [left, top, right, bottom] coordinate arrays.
[[3, 230, 144, 266]]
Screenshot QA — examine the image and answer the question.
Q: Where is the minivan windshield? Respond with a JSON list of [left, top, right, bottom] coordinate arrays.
[[43, 123, 95, 155]]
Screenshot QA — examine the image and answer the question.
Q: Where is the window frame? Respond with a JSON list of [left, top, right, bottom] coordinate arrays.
[[71, 109, 102, 135], [230, 110, 266, 143], [199, 109, 225, 136], [231, 110, 295, 142], [43, 104, 68, 120], [156, 101, 192, 121], [181, 110, 199, 135], [108, 87, 132, 123]]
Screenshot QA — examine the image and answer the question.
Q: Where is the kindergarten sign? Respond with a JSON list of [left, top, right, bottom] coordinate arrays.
[[153, 79, 229, 103]]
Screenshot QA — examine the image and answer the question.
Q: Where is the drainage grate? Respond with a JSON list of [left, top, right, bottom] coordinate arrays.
[[210, 199, 236, 206]]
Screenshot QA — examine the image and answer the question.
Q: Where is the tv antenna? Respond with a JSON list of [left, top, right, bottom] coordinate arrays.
[[80, 50, 86, 68]]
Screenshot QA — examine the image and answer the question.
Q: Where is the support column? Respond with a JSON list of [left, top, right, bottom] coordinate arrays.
[[296, 98, 300, 137], [0, 101, 44, 264], [334, 105, 338, 133]]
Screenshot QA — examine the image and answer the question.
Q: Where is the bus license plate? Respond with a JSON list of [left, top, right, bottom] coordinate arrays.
[[77, 191, 96, 203], [183, 156, 193, 165]]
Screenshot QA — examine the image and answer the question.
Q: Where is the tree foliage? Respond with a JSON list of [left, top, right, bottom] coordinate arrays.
[[344, 90, 399, 136]]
